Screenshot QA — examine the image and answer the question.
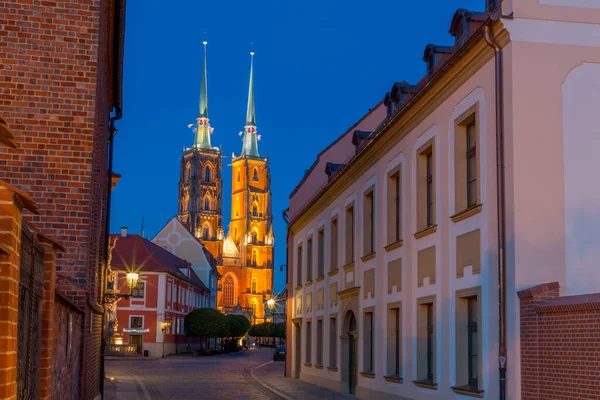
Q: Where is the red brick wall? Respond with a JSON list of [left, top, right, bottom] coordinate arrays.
[[0, 0, 121, 398], [519, 282, 600, 400], [52, 295, 83, 400]]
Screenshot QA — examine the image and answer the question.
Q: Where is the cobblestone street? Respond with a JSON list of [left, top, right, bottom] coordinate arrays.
[[104, 349, 281, 400]]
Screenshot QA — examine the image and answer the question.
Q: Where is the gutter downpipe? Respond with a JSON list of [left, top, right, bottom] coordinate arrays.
[[484, 24, 507, 400], [100, 108, 122, 397]]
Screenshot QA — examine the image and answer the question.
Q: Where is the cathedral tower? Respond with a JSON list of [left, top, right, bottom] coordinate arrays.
[[178, 42, 224, 258], [218, 52, 274, 322]]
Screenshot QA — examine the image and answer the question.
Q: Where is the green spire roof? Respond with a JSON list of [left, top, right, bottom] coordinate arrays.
[[241, 52, 260, 157], [194, 42, 212, 149]]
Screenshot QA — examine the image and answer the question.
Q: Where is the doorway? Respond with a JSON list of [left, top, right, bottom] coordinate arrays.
[[130, 334, 143, 355], [294, 323, 301, 378], [341, 310, 357, 394]]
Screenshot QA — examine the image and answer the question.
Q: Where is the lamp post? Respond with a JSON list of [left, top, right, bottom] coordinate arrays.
[[161, 318, 172, 358]]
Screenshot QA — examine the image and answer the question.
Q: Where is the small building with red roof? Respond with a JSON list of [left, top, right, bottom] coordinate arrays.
[[110, 227, 210, 357]]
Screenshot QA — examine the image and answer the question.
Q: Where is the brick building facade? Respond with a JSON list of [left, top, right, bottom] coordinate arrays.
[[519, 282, 600, 400], [0, 0, 126, 398]]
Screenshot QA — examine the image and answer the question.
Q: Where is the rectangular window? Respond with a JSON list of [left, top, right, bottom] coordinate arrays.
[[454, 114, 479, 214], [306, 321, 312, 364], [386, 306, 402, 378], [329, 317, 337, 368], [426, 153, 433, 227], [297, 244, 303, 286], [130, 316, 143, 329], [317, 228, 324, 277], [426, 304, 434, 380], [387, 169, 401, 244], [307, 236, 313, 282], [363, 311, 374, 373], [167, 283, 172, 307], [417, 143, 435, 231], [330, 217, 338, 272], [132, 282, 145, 299], [466, 121, 477, 208], [316, 319, 323, 366], [416, 297, 436, 386], [454, 290, 481, 393], [467, 297, 478, 387], [345, 205, 354, 265], [363, 190, 375, 256]]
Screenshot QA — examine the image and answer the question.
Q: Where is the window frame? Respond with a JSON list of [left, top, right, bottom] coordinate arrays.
[[330, 216, 339, 272], [466, 121, 477, 209], [132, 281, 145, 299]]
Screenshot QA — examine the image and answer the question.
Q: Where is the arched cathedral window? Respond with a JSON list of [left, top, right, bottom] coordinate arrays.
[[251, 277, 257, 294], [204, 198, 210, 211], [251, 230, 257, 244], [203, 226, 210, 240], [253, 168, 259, 181], [205, 166, 212, 183], [252, 203, 258, 217], [252, 250, 258, 268], [223, 275, 234, 306]]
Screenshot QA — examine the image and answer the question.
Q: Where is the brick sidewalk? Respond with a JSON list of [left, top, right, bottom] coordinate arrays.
[[251, 360, 354, 400]]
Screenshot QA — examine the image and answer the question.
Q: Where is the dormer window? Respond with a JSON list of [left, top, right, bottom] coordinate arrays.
[[423, 44, 453, 77], [450, 9, 486, 48]]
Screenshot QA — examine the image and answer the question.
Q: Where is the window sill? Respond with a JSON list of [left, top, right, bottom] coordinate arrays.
[[295, 285, 302, 290], [361, 252, 376, 262], [327, 366, 338, 372], [384, 240, 403, 252], [315, 275, 325, 282], [342, 262, 355, 271], [304, 363, 312, 368], [305, 280, 313, 287], [450, 204, 482, 223], [451, 385, 485, 398], [328, 269, 339, 277], [384, 375, 403, 384], [360, 371, 375, 379], [414, 225, 437, 240], [314, 364, 324, 369], [413, 379, 438, 390]]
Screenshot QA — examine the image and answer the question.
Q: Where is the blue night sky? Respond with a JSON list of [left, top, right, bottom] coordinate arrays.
[[111, 0, 484, 293]]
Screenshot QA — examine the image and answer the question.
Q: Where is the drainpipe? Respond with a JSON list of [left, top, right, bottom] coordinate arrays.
[[100, 108, 122, 397], [484, 24, 507, 400]]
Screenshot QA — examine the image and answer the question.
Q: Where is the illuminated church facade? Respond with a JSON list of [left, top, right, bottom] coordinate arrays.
[[178, 43, 274, 323]]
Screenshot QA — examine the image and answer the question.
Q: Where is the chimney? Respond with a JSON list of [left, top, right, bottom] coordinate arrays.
[[121, 226, 128, 237]]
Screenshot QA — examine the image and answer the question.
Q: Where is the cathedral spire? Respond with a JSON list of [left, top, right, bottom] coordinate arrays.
[[241, 51, 260, 157], [194, 41, 212, 149]]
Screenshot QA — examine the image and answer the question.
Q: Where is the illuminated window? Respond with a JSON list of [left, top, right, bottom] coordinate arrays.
[[252, 202, 258, 217], [132, 282, 145, 298], [251, 278, 257, 294], [252, 250, 258, 267], [223, 275, 234, 306]]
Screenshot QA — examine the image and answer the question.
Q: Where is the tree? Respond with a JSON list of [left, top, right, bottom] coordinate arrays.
[[185, 308, 227, 340]]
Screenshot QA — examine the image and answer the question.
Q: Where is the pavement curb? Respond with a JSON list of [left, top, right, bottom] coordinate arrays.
[[249, 360, 293, 400]]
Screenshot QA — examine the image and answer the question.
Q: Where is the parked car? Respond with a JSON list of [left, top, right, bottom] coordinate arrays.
[[273, 345, 286, 361]]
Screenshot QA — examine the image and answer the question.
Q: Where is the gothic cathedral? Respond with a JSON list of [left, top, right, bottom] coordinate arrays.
[[178, 43, 274, 324]]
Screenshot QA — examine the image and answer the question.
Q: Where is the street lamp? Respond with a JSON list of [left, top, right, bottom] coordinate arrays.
[[267, 298, 275, 309], [104, 271, 139, 304]]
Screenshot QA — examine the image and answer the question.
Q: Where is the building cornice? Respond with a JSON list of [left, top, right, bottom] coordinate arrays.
[[289, 19, 509, 234]]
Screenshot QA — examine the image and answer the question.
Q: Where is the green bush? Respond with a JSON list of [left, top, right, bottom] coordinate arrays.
[[184, 308, 227, 339]]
